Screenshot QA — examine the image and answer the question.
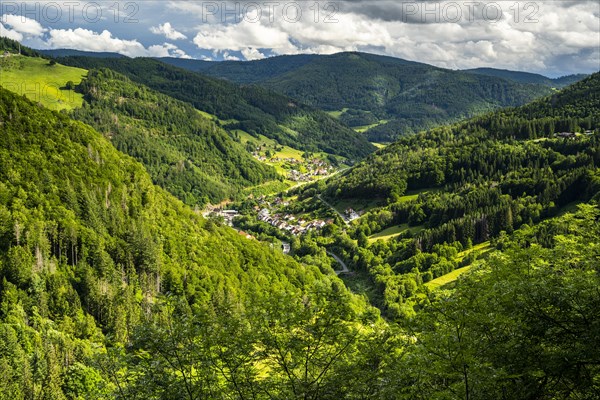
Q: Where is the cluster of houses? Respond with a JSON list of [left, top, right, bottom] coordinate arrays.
[[250, 149, 333, 182], [202, 208, 240, 226], [255, 155, 303, 164], [257, 208, 331, 235], [288, 166, 331, 182]]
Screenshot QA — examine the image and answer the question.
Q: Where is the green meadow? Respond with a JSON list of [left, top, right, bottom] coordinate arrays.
[[0, 55, 86, 111]]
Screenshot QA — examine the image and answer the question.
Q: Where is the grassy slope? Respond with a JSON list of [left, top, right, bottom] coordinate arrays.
[[368, 224, 424, 243], [424, 241, 492, 289], [0, 55, 86, 110]]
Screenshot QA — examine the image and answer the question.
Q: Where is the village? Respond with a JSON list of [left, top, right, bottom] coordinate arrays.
[[204, 193, 337, 239], [251, 146, 335, 182], [255, 206, 331, 236]]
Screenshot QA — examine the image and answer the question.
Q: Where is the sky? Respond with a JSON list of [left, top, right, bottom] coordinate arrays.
[[1, 1, 599, 77]]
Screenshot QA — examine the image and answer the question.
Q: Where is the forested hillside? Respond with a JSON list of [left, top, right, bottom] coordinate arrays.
[[403, 204, 600, 399], [0, 86, 383, 398], [162, 52, 555, 141], [54, 56, 375, 160], [0, 37, 44, 57], [72, 68, 277, 206], [287, 73, 600, 318], [1, 37, 280, 206]]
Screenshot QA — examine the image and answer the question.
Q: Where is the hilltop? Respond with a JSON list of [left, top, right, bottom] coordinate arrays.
[[465, 67, 588, 87]]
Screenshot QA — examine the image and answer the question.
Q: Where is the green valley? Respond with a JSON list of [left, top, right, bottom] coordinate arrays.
[[0, 85, 381, 399], [236, 73, 600, 320], [1, 29, 599, 400]]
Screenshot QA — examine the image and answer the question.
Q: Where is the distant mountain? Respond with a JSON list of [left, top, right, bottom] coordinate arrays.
[[38, 48, 126, 58], [157, 54, 320, 84], [465, 67, 588, 87], [53, 56, 375, 160], [160, 52, 555, 141]]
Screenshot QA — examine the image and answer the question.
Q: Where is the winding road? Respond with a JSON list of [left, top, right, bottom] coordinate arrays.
[[317, 194, 350, 225], [327, 251, 350, 275]]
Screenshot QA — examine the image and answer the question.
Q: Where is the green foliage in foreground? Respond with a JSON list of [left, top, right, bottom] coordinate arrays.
[[0, 86, 376, 398], [72, 68, 277, 206], [406, 204, 600, 399]]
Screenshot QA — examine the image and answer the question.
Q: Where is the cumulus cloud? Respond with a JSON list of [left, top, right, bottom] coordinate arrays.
[[150, 22, 187, 40], [0, 22, 23, 41], [1, 14, 46, 37], [46, 28, 189, 58], [241, 47, 265, 60], [47, 28, 145, 56], [184, 0, 598, 76], [193, 22, 296, 53], [222, 51, 240, 61]]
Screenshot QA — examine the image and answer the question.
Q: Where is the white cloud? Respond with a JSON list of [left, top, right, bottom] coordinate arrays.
[[47, 28, 146, 56], [150, 22, 187, 40], [0, 22, 23, 41], [46, 28, 189, 58], [186, 1, 598, 75], [241, 47, 265, 61], [193, 22, 297, 53], [1, 14, 45, 37], [147, 42, 190, 58], [222, 51, 240, 61]]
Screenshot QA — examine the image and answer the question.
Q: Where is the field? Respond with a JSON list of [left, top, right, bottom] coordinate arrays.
[[242, 180, 291, 198], [0, 55, 86, 110], [325, 108, 349, 119], [399, 187, 442, 203], [354, 119, 389, 133], [371, 142, 387, 149], [234, 129, 306, 161], [368, 223, 424, 242], [424, 265, 474, 290], [424, 241, 492, 289]]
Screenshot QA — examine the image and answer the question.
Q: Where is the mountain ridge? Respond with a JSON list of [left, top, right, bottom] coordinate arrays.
[[158, 51, 559, 141]]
